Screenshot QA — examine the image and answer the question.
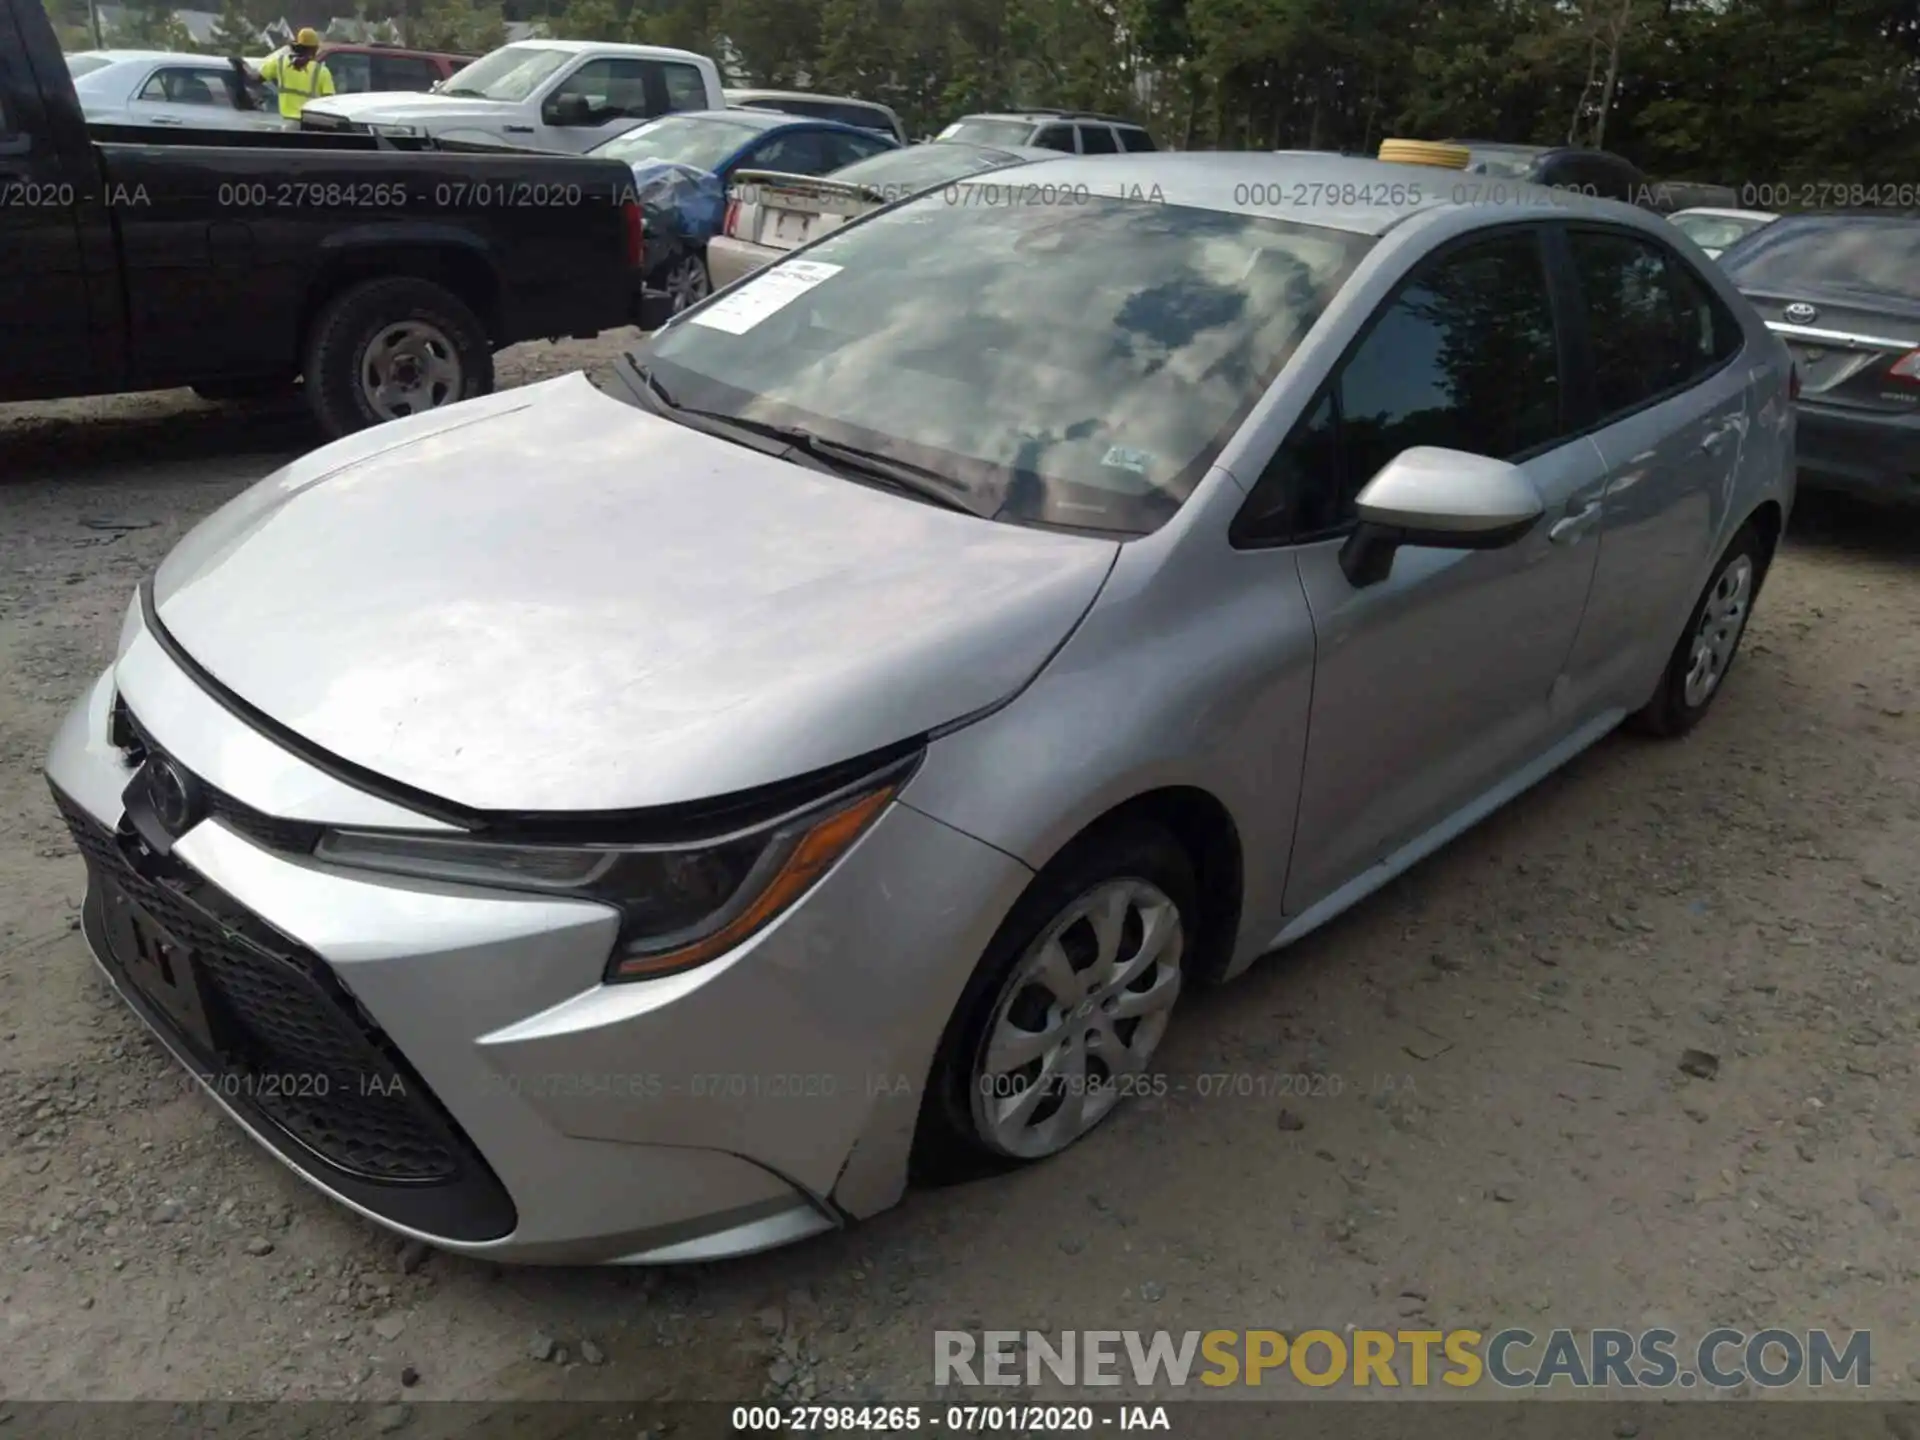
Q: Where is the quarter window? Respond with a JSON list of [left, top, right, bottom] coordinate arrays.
[[1117, 127, 1155, 153], [1239, 231, 1565, 542], [1569, 229, 1733, 418]]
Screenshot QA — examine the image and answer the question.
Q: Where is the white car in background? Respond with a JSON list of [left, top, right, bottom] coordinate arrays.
[[707, 139, 1056, 289], [66, 50, 290, 132], [1669, 207, 1778, 259], [295, 39, 723, 152]]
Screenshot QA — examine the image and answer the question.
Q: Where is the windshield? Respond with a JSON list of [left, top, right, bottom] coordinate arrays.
[[938, 118, 1038, 148], [1469, 148, 1540, 179], [594, 114, 761, 170], [638, 193, 1371, 534], [66, 54, 116, 79], [1672, 213, 1769, 253], [1721, 218, 1920, 300], [831, 142, 1021, 190], [438, 46, 570, 101]]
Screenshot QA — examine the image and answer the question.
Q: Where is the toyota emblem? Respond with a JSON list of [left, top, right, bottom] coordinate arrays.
[[1784, 302, 1818, 325], [145, 755, 203, 837]]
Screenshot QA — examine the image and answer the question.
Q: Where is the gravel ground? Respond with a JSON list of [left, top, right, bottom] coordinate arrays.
[[2, 342, 1917, 1405]]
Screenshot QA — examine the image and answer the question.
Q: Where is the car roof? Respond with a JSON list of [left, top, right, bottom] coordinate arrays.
[[949, 151, 1658, 236], [504, 39, 709, 62], [1672, 207, 1776, 222], [72, 49, 210, 62], [677, 108, 848, 132], [958, 111, 1145, 128], [727, 88, 895, 109]]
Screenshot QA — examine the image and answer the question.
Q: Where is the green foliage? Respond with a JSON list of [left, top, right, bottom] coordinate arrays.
[[65, 0, 1916, 181]]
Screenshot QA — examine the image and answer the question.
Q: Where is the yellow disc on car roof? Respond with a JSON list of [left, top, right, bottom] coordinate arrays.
[[1377, 139, 1471, 170]]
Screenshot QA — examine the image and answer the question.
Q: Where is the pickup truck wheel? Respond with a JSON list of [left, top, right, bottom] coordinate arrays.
[[663, 254, 711, 315], [304, 277, 493, 438]]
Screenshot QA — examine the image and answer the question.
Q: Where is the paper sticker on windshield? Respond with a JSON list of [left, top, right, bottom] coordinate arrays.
[[1101, 445, 1154, 475], [689, 260, 843, 335]]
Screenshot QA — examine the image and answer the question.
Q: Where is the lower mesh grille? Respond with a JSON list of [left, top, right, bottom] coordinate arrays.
[[53, 785, 517, 1239]]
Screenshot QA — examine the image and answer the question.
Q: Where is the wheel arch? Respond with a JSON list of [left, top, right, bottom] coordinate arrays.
[[300, 241, 505, 355], [1024, 785, 1246, 987]]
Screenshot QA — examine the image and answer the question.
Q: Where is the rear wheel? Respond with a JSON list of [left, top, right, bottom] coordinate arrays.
[[914, 823, 1193, 1181], [303, 276, 493, 440], [662, 253, 711, 316], [1630, 521, 1767, 737]]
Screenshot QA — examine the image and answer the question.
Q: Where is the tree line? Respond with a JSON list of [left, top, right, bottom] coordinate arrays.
[[56, 0, 1920, 184]]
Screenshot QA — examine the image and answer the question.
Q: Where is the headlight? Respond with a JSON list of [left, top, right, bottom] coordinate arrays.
[[367, 123, 421, 138], [312, 762, 910, 982]]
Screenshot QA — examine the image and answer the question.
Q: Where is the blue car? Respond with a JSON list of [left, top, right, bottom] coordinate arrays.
[[588, 108, 899, 313]]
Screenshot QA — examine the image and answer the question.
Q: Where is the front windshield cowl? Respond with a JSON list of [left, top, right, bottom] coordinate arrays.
[[633, 189, 1373, 537]]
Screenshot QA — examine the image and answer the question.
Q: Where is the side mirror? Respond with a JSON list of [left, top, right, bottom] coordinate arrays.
[[1338, 447, 1542, 588], [545, 93, 595, 127]]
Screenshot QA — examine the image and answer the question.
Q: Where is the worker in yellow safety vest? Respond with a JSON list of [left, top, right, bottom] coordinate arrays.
[[256, 29, 335, 119]]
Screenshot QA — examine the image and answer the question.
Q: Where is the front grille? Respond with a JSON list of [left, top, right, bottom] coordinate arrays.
[[111, 696, 322, 854], [53, 787, 516, 1240]]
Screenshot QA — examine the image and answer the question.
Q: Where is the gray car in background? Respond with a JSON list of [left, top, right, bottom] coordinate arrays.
[[1721, 211, 1920, 502], [708, 139, 1055, 288], [46, 152, 1792, 1265]]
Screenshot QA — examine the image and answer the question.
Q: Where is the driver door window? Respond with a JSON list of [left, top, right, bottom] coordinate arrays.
[[551, 59, 653, 121], [324, 51, 372, 92], [1033, 124, 1075, 152], [1237, 230, 1567, 545]]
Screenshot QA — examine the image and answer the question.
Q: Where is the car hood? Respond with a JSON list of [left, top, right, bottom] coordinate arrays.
[[302, 92, 512, 125], [151, 374, 1119, 814]]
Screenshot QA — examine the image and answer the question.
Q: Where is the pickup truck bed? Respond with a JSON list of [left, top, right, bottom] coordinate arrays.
[[1, 0, 655, 437]]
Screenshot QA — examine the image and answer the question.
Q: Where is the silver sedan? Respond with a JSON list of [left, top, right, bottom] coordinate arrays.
[[46, 152, 1794, 1265], [67, 50, 291, 132]]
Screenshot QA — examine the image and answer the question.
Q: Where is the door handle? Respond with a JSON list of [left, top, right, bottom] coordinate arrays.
[[1699, 419, 1739, 452], [504, 124, 534, 133], [1548, 498, 1601, 545], [150, 116, 185, 125]]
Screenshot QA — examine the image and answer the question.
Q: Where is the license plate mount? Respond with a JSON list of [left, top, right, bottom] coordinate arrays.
[[102, 879, 221, 1057]]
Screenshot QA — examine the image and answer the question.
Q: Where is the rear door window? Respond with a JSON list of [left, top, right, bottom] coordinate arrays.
[[825, 130, 892, 169], [1567, 229, 1735, 419], [743, 129, 832, 176], [1076, 123, 1118, 154], [323, 51, 372, 92], [371, 54, 441, 91], [138, 67, 237, 107]]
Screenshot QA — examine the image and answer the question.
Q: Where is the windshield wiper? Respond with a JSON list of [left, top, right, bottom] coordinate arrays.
[[623, 361, 982, 515], [439, 87, 494, 98]]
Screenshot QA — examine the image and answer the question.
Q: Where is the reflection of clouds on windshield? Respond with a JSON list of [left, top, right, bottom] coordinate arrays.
[[655, 196, 1367, 529]]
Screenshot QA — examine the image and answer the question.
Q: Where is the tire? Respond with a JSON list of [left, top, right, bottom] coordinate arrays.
[[662, 253, 711, 316], [302, 276, 493, 440], [1630, 521, 1768, 737], [913, 821, 1196, 1183]]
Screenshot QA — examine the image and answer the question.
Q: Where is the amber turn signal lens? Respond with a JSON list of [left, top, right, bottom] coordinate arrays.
[[608, 784, 896, 980]]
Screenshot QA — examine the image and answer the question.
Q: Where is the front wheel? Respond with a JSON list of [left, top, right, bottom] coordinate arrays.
[[914, 822, 1194, 1181], [1631, 522, 1767, 736], [303, 276, 493, 439]]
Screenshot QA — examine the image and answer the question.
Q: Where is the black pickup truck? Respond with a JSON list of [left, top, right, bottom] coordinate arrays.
[[1, 0, 662, 436]]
